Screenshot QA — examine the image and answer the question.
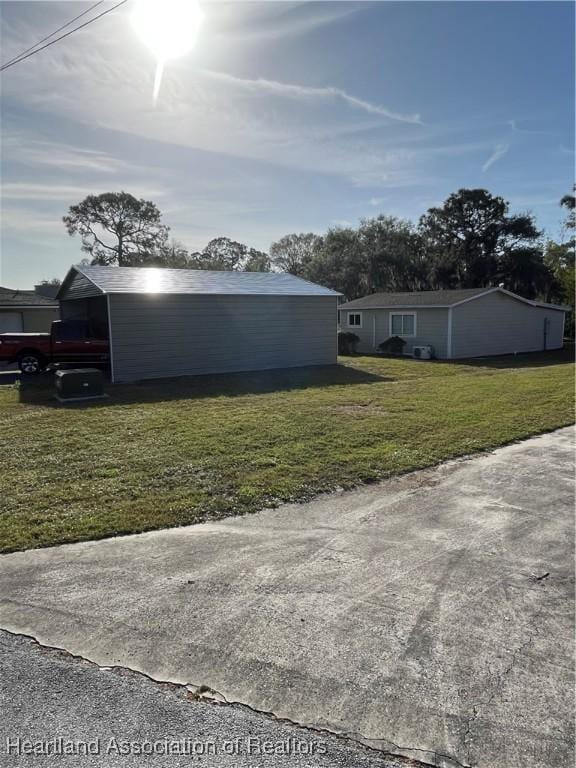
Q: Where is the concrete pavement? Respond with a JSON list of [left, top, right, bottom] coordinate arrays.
[[0, 428, 574, 768], [0, 630, 407, 768]]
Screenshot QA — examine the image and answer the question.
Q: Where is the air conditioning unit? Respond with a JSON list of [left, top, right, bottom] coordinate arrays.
[[55, 368, 107, 403], [413, 345, 434, 360]]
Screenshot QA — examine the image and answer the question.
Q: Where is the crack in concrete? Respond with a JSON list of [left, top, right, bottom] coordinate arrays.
[[1, 627, 469, 768], [460, 620, 540, 765]]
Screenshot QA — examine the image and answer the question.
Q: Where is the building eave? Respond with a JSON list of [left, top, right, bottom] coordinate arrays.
[[339, 304, 453, 310], [0, 304, 59, 310]]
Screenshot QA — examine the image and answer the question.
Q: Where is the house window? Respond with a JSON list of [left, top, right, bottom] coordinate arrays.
[[348, 312, 362, 328], [390, 312, 416, 337]]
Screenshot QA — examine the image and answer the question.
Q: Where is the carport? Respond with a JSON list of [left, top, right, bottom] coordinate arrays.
[[57, 265, 339, 383]]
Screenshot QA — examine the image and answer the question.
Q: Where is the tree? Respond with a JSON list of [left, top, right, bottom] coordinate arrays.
[[357, 216, 425, 293], [544, 240, 574, 300], [188, 237, 247, 271], [560, 189, 575, 232], [544, 190, 575, 335], [305, 227, 364, 298], [300, 217, 425, 299], [243, 248, 271, 272], [500, 246, 556, 300], [148, 239, 191, 268], [186, 238, 270, 271], [419, 189, 541, 289], [63, 192, 169, 266], [270, 233, 321, 276]]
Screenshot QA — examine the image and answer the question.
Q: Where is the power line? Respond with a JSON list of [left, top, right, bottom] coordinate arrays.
[[1, 0, 106, 69], [0, 0, 129, 72]]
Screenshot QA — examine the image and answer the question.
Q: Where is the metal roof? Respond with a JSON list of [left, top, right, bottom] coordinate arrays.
[[0, 286, 59, 308], [64, 266, 340, 297], [338, 287, 571, 311]]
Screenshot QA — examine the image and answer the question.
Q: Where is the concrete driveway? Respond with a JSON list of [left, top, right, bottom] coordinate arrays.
[[0, 631, 405, 768], [0, 428, 574, 768]]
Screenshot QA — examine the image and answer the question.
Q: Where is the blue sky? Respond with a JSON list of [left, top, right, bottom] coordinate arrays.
[[1, 1, 574, 288]]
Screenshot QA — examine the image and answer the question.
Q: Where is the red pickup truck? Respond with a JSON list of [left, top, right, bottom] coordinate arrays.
[[0, 320, 109, 374]]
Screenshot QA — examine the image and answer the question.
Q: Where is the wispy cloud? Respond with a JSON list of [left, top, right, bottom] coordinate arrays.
[[0, 6, 425, 187], [4, 136, 129, 174], [204, 70, 422, 125], [1, 206, 64, 235], [482, 143, 510, 172], [507, 118, 556, 136], [2, 182, 168, 202]]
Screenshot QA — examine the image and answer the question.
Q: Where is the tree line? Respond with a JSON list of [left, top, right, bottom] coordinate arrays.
[[63, 188, 574, 309]]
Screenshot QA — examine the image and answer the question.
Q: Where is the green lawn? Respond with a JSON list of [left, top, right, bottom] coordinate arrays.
[[1, 349, 573, 553]]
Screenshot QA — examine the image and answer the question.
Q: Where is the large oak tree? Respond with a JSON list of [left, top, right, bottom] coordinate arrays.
[[419, 188, 541, 289]]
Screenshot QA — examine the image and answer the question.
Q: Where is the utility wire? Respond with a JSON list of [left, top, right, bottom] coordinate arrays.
[[1, 0, 106, 69], [0, 0, 129, 72]]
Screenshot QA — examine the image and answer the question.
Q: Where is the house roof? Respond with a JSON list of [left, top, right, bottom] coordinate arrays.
[[0, 286, 59, 308], [339, 287, 571, 312], [60, 265, 340, 297]]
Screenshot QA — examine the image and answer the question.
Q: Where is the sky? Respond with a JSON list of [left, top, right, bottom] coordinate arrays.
[[1, 0, 574, 288]]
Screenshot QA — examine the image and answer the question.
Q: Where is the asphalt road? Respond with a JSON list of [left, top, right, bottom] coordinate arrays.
[[0, 630, 407, 768], [0, 428, 574, 768]]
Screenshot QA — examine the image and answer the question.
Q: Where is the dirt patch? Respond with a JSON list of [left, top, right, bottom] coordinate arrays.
[[332, 403, 388, 416]]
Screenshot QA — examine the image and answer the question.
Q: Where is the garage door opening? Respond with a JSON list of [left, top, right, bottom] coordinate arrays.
[[0, 312, 23, 333]]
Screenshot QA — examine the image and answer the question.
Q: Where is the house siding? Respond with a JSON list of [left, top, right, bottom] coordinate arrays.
[[0, 307, 59, 332], [109, 293, 338, 382], [451, 291, 565, 358], [340, 307, 449, 358], [22, 308, 59, 332]]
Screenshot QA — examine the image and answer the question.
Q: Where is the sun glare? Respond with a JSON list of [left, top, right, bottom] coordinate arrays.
[[144, 268, 163, 294], [131, 0, 204, 101]]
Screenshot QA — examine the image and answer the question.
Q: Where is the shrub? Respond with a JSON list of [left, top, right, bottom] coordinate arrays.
[[338, 331, 360, 355], [378, 336, 407, 356]]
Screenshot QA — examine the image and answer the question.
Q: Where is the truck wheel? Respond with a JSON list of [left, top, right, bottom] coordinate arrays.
[[18, 353, 46, 375]]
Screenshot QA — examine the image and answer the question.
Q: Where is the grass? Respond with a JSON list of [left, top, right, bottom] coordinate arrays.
[[0, 349, 573, 553]]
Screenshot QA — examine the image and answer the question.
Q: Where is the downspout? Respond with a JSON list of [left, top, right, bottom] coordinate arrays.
[[336, 301, 340, 360], [372, 314, 376, 350], [447, 307, 453, 359]]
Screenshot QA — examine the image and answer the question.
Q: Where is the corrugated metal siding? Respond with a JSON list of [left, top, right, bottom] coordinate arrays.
[[59, 272, 103, 300], [452, 292, 565, 358], [340, 308, 449, 357], [109, 294, 338, 382]]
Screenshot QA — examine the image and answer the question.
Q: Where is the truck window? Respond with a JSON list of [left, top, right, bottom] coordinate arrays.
[[53, 321, 88, 341], [87, 321, 109, 340]]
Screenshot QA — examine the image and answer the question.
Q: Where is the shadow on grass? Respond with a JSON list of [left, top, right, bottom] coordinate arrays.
[[0, 372, 19, 386], [451, 346, 575, 370], [18, 364, 388, 408]]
